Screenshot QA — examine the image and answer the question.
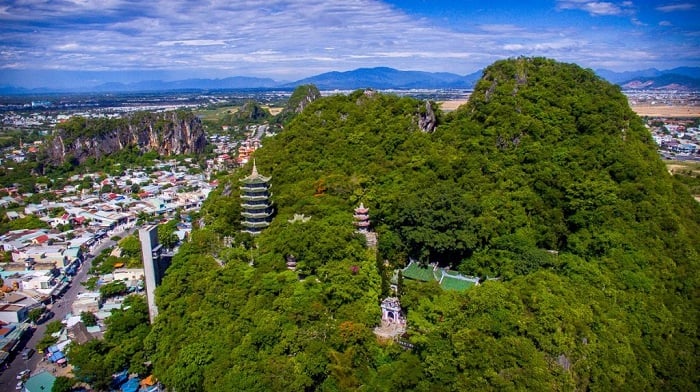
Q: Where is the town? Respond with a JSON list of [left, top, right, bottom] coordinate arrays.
[[0, 86, 697, 391], [0, 93, 273, 390]]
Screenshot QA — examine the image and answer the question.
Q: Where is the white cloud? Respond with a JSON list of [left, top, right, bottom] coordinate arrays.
[[655, 3, 696, 12], [156, 40, 227, 47], [659, 20, 673, 26], [478, 24, 525, 33], [0, 0, 695, 80], [556, 0, 637, 16]]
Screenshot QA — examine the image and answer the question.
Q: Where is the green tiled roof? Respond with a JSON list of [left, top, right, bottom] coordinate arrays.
[[402, 261, 436, 282], [23, 371, 56, 392], [440, 276, 475, 291], [402, 260, 479, 292]]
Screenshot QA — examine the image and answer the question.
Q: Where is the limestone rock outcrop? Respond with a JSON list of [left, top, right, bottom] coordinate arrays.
[[44, 111, 207, 165]]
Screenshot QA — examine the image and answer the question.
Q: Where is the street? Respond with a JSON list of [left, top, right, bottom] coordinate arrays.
[[0, 230, 128, 389]]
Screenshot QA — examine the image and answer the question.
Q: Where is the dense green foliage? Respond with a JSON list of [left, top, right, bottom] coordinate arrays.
[[80, 311, 98, 327], [27, 307, 44, 323], [52, 376, 77, 392], [272, 84, 321, 125], [68, 295, 150, 390], [145, 58, 699, 391], [0, 214, 49, 235]]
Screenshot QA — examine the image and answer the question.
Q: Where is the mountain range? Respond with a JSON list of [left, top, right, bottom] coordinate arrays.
[[0, 66, 698, 94]]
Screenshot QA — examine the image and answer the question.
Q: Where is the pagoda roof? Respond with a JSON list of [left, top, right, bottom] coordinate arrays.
[[241, 211, 273, 218], [354, 202, 369, 214], [240, 194, 270, 201], [241, 203, 272, 210], [241, 221, 271, 228], [240, 160, 271, 184]]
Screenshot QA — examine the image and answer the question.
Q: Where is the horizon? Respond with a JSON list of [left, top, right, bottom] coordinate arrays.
[[1, 1, 699, 89]]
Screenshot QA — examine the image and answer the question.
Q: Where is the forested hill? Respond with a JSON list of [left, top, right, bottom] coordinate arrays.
[[145, 58, 699, 391]]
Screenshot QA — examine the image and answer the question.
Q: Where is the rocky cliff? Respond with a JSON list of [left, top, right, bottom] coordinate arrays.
[[273, 84, 321, 125], [45, 111, 207, 165]]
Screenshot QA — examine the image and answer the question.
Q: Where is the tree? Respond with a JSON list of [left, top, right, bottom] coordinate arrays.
[[45, 320, 63, 335], [118, 235, 141, 259], [52, 376, 76, 392], [99, 281, 127, 300], [68, 340, 116, 391], [81, 311, 98, 327], [27, 307, 45, 324], [81, 276, 99, 291], [158, 219, 180, 250], [36, 334, 58, 352]]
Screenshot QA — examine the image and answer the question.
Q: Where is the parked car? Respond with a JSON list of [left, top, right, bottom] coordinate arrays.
[[16, 381, 23, 390], [20, 348, 34, 360], [16, 369, 30, 379]]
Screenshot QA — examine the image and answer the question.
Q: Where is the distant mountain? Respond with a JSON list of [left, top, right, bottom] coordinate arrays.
[[1, 66, 698, 94], [595, 68, 661, 84], [595, 66, 700, 86], [619, 73, 700, 90], [0, 85, 55, 95], [92, 76, 281, 92], [285, 67, 482, 89]]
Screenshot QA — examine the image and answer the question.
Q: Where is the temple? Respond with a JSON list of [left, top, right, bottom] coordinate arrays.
[[353, 203, 370, 232], [373, 297, 406, 339], [353, 203, 377, 247], [240, 161, 273, 235]]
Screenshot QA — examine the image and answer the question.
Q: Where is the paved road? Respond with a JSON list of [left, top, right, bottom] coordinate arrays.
[[0, 227, 134, 389]]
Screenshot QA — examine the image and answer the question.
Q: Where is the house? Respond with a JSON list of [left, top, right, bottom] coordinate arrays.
[[13, 245, 68, 269], [0, 322, 30, 365], [0, 292, 40, 323], [21, 272, 59, 294], [113, 268, 145, 282], [67, 321, 94, 344], [72, 292, 101, 315]]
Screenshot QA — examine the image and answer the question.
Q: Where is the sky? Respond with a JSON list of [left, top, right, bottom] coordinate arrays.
[[0, 0, 698, 88]]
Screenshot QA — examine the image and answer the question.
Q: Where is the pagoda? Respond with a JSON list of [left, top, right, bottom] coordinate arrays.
[[353, 203, 370, 232], [240, 161, 273, 235], [353, 203, 377, 247]]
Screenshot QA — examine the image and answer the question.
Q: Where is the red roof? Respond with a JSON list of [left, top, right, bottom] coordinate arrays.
[[35, 234, 49, 244]]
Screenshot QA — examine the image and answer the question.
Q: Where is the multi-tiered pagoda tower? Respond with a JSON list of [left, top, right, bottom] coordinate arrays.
[[354, 203, 377, 247], [240, 161, 273, 235], [353, 203, 370, 232]]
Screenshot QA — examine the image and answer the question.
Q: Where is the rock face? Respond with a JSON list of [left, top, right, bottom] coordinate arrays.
[[235, 101, 271, 121], [418, 100, 437, 132], [273, 84, 321, 125], [45, 111, 207, 165]]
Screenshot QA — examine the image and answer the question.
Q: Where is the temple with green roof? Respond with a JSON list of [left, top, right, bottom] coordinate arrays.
[[240, 161, 273, 235], [401, 259, 479, 291]]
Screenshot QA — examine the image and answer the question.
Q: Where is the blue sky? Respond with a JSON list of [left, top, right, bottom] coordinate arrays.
[[0, 0, 698, 88]]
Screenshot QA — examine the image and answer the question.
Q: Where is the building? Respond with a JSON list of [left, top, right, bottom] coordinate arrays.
[[401, 259, 480, 291], [373, 297, 406, 340], [353, 203, 370, 232], [71, 292, 101, 315], [239, 162, 273, 235], [353, 203, 377, 248], [140, 225, 162, 323], [22, 370, 56, 392]]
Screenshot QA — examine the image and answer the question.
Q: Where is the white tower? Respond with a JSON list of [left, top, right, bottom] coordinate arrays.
[[139, 225, 162, 324]]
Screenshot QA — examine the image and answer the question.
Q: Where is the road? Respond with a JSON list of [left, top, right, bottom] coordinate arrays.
[[0, 228, 132, 389]]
